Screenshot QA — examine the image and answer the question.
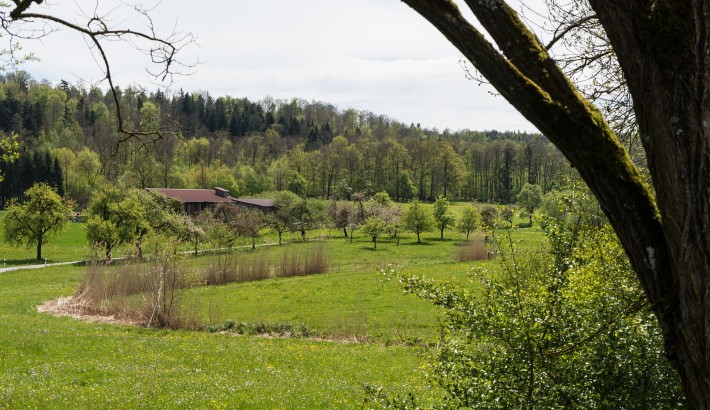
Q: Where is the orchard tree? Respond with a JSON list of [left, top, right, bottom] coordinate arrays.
[[3, 183, 73, 261], [517, 183, 543, 226], [233, 207, 266, 250], [480, 206, 499, 233], [86, 186, 149, 262], [130, 189, 184, 258], [457, 205, 482, 241], [361, 216, 389, 250], [290, 199, 325, 241], [174, 215, 205, 256], [402, 0, 710, 403], [402, 200, 434, 243], [432, 195, 455, 240], [269, 190, 300, 245], [328, 200, 354, 238]]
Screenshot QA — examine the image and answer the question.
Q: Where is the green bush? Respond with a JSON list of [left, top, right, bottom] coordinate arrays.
[[382, 189, 684, 408]]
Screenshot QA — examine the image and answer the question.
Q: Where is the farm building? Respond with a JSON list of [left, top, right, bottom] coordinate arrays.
[[147, 187, 273, 215]]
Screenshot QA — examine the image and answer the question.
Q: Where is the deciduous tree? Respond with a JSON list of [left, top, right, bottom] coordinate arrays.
[[402, 200, 433, 243], [432, 195, 455, 240], [361, 216, 389, 250], [517, 183, 543, 226], [86, 186, 148, 262], [3, 182, 72, 260], [268, 190, 300, 245], [456, 205, 482, 241]]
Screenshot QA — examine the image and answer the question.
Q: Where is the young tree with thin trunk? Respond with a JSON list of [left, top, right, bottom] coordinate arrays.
[[402, 0, 710, 403], [432, 195, 455, 240], [233, 207, 266, 250], [457, 205, 482, 241], [402, 200, 434, 243], [3, 182, 73, 261], [361, 216, 389, 250], [328, 200, 353, 238], [517, 183, 543, 226], [269, 190, 300, 245]]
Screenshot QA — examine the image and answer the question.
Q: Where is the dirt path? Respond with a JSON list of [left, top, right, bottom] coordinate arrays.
[[0, 260, 83, 273]]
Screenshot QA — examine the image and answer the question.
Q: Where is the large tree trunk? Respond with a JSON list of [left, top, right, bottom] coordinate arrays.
[[589, 1, 710, 405], [402, 0, 710, 405]]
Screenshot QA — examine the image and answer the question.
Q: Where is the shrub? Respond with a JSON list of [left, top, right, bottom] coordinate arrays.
[[480, 205, 498, 231], [381, 189, 684, 408]]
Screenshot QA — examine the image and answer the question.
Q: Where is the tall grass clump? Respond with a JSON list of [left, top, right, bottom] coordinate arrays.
[[204, 252, 272, 285], [457, 234, 487, 262], [74, 255, 198, 329], [204, 244, 328, 285], [276, 244, 328, 277], [71, 244, 328, 330]]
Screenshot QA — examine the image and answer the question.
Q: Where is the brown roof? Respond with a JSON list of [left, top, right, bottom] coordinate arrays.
[[234, 198, 274, 208], [147, 188, 236, 203]]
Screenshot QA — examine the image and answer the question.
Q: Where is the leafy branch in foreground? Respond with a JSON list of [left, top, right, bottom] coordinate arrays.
[[376, 189, 683, 409]]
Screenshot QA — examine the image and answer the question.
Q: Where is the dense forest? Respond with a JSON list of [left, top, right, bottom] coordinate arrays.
[[0, 71, 570, 208]]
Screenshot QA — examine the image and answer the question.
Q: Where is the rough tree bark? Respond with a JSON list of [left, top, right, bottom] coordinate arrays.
[[401, 0, 710, 406]]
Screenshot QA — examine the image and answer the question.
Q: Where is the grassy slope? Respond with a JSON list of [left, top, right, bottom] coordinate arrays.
[[0, 265, 432, 408], [0, 203, 545, 408]]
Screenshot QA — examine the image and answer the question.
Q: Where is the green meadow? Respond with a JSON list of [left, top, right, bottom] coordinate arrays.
[[0, 205, 545, 408]]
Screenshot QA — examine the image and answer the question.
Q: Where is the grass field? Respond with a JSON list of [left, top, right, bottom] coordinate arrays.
[[0, 204, 546, 408]]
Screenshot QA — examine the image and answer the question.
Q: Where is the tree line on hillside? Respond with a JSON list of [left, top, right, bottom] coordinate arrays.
[[0, 71, 571, 209]]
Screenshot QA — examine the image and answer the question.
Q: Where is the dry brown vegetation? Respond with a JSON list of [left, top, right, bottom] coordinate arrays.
[[69, 245, 329, 329], [456, 235, 488, 262]]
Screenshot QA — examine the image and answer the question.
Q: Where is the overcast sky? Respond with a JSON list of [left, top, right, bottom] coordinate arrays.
[[18, 0, 544, 132]]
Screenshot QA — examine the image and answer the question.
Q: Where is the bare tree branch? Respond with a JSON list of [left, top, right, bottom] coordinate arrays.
[[1, 1, 196, 153]]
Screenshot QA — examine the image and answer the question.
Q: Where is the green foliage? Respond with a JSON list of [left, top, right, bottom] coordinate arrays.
[[290, 198, 325, 241], [396, 171, 417, 201], [139, 101, 160, 132], [232, 207, 266, 249], [516, 183, 542, 225], [268, 190, 300, 244], [385, 189, 684, 408], [287, 172, 308, 197], [480, 205, 498, 231], [335, 179, 353, 200], [456, 205, 482, 241], [0, 131, 19, 182], [86, 186, 149, 262], [2, 182, 72, 260], [432, 195, 455, 240], [500, 205, 515, 225], [237, 165, 273, 196], [361, 215, 390, 250], [372, 191, 393, 206], [402, 200, 433, 243], [0, 70, 571, 206]]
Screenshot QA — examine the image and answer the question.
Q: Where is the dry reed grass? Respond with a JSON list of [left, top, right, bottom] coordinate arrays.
[[457, 235, 488, 262], [73, 245, 329, 330]]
